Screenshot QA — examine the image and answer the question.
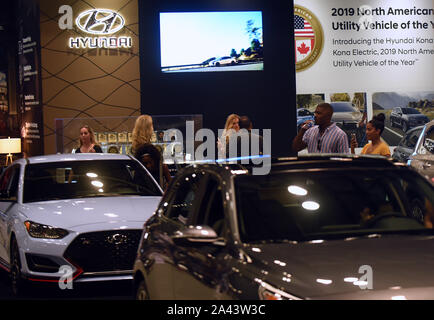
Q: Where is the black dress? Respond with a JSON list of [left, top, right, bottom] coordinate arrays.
[[75, 145, 103, 153]]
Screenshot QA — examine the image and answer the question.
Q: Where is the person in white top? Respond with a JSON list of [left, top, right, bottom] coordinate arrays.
[[218, 113, 240, 158]]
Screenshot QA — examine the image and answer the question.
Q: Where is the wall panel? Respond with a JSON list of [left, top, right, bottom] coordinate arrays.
[[39, 0, 141, 154]]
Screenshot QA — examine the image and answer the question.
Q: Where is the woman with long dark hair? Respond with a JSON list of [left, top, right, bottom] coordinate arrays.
[[351, 113, 390, 156], [134, 143, 171, 189]]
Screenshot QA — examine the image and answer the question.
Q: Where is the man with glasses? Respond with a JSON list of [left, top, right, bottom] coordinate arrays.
[[292, 103, 349, 154]]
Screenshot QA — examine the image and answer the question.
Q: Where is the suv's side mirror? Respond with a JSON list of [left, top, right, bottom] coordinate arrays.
[[172, 225, 225, 246]]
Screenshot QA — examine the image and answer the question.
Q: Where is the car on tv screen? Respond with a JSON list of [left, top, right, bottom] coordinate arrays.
[[209, 56, 238, 67], [160, 11, 263, 73], [201, 57, 216, 66]]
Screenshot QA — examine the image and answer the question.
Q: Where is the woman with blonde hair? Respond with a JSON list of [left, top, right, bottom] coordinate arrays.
[[74, 125, 102, 153], [132, 114, 154, 154], [223, 114, 240, 132], [218, 113, 240, 157]]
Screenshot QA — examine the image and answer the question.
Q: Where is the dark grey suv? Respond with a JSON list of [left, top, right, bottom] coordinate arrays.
[[390, 107, 429, 132], [133, 155, 434, 300]]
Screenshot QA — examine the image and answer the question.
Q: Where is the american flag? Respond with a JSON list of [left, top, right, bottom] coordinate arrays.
[[294, 15, 314, 38]]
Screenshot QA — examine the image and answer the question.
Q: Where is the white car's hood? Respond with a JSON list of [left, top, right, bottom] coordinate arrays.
[[19, 196, 161, 229]]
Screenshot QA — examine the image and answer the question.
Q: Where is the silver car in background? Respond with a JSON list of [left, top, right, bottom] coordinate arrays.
[[408, 120, 434, 184], [330, 102, 363, 132], [392, 126, 424, 163]]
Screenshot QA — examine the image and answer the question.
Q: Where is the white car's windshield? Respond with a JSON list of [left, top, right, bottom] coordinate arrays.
[[23, 160, 162, 203]]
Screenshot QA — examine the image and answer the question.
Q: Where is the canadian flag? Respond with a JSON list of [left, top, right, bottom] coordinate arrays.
[[295, 39, 314, 63]]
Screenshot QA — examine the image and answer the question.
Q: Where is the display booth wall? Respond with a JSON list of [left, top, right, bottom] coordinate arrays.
[[39, 0, 141, 155], [10, 0, 433, 157], [294, 0, 434, 149], [138, 0, 297, 157]]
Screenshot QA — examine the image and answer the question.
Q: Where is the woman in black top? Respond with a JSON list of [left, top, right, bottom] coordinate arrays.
[[75, 125, 103, 153], [134, 143, 171, 189]]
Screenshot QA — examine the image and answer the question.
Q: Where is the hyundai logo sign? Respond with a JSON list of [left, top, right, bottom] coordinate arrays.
[[75, 9, 125, 35]]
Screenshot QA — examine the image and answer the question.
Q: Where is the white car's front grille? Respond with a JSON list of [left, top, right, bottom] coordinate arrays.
[[64, 230, 142, 273]]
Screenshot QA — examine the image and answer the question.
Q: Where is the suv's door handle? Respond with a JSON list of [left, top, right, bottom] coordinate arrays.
[[423, 162, 431, 169]]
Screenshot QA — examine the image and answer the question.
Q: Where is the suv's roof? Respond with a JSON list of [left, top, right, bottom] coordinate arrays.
[[267, 154, 400, 172], [180, 154, 407, 176], [15, 153, 132, 165]]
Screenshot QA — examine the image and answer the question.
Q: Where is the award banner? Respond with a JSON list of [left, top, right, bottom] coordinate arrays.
[[16, 0, 44, 156], [294, 0, 434, 146]]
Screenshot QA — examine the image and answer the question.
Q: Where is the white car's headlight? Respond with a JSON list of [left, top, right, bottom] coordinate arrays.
[[24, 221, 69, 239]]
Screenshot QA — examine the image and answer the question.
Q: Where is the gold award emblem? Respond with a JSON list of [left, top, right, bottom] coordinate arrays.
[[294, 5, 324, 72]]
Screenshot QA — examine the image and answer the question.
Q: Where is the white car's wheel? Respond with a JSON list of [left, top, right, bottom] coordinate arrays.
[[10, 238, 27, 297]]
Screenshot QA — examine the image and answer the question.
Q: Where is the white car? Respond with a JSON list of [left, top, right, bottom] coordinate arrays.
[[408, 120, 434, 185], [0, 153, 162, 295], [209, 56, 237, 67]]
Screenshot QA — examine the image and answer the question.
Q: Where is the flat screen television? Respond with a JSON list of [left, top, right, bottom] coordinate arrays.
[[159, 11, 264, 73]]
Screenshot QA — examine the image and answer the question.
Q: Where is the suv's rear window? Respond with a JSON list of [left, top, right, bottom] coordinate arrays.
[[235, 169, 434, 243]]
